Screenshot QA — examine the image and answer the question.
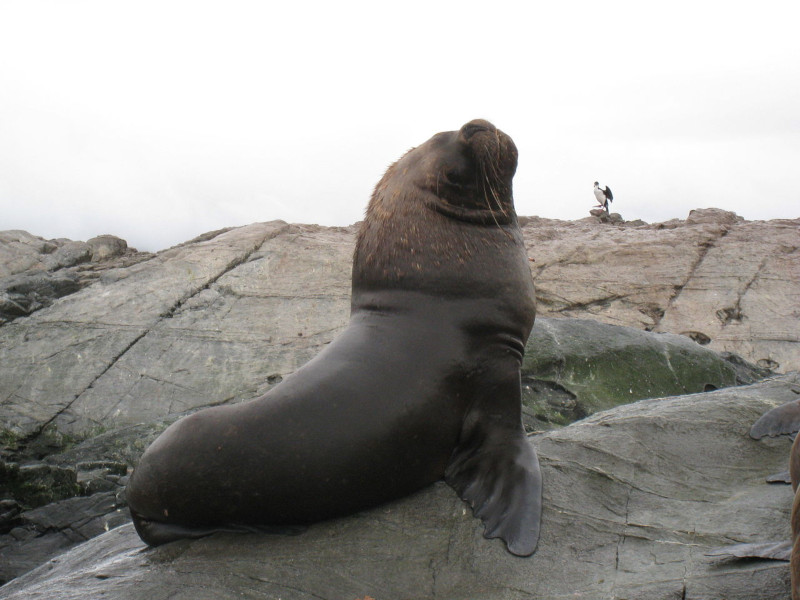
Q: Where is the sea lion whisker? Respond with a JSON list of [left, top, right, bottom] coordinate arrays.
[[477, 167, 493, 211], [480, 159, 509, 219]]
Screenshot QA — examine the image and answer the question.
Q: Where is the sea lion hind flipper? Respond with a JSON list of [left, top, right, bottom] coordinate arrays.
[[131, 509, 307, 547], [445, 427, 542, 557], [130, 510, 219, 547]]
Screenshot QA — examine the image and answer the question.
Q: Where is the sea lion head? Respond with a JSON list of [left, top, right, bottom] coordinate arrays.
[[393, 119, 519, 225], [354, 120, 528, 296]]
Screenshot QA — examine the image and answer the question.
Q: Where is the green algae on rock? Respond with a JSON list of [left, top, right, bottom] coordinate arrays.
[[521, 318, 771, 430]]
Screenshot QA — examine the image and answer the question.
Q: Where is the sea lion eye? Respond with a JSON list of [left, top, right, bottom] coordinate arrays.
[[443, 159, 475, 187], [445, 168, 471, 185]]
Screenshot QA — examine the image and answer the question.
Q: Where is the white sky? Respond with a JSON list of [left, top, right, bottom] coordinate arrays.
[[1, 1, 798, 252]]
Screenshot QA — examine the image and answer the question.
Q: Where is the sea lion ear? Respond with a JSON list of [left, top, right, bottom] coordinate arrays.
[[445, 419, 543, 556]]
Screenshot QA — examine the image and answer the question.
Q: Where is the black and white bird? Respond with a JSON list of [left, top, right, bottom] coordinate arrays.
[[593, 181, 613, 212]]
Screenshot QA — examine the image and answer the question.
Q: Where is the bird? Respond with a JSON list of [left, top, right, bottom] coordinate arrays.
[[593, 182, 613, 213]]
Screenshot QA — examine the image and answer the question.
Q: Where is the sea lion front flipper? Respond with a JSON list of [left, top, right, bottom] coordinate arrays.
[[445, 418, 542, 556], [706, 540, 792, 561], [766, 470, 792, 484], [750, 399, 800, 439]]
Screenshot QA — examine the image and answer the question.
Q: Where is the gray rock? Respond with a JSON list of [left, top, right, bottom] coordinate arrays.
[[522, 317, 770, 429], [524, 211, 800, 372], [0, 272, 81, 322], [0, 222, 293, 440], [1, 375, 796, 599], [589, 208, 624, 223], [0, 317, 768, 584], [0, 462, 80, 510], [685, 207, 743, 226], [0, 231, 151, 326], [42, 242, 91, 271], [0, 492, 128, 585], [46, 419, 180, 469], [0, 231, 56, 279], [76, 461, 128, 495], [4, 214, 792, 445], [86, 235, 127, 262]]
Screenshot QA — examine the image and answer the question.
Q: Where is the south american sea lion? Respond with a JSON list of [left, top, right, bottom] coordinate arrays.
[[126, 119, 542, 556]]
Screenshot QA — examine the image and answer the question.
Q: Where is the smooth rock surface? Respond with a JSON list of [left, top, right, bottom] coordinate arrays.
[[522, 317, 769, 429], [2, 374, 798, 600], [0, 222, 297, 438]]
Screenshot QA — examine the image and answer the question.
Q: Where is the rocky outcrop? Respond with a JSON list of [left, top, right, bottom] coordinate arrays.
[[1, 374, 797, 600], [0, 222, 315, 440], [0, 316, 767, 585], [2, 210, 797, 441], [0, 231, 150, 324], [0, 209, 797, 590], [522, 318, 769, 429], [524, 209, 799, 372]]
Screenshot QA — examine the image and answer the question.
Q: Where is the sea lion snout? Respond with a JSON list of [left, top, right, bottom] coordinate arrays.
[[460, 119, 496, 141]]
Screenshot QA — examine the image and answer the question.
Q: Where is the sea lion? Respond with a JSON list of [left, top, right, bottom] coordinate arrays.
[[709, 399, 800, 598], [753, 400, 800, 599], [126, 119, 542, 556]]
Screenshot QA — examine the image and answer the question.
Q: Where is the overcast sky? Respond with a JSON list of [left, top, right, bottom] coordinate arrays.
[[1, 1, 798, 252]]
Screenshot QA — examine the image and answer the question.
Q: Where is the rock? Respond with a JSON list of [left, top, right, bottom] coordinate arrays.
[[42, 242, 91, 271], [0, 419, 165, 583], [1, 375, 797, 599], [0, 317, 766, 584], [0, 462, 79, 510], [523, 211, 800, 372], [653, 217, 800, 373], [86, 235, 127, 262], [45, 419, 180, 470], [588, 208, 624, 223], [0, 210, 798, 589], [0, 231, 56, 279], [0, 272, 81, 322], [0, 222, 351, 441], [3, 212, 795, 444], [18, 491, 124, 533], [0, 492, 128, 585], [0, 500, 20, 531], [75, 461, 128, 495], [0, 452, 132, 584], [522, 318, 770, 430], [0, 231, 152, 325], [685, 207, 743, 226]]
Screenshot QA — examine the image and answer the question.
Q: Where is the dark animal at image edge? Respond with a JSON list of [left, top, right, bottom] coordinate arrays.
[[125, 119, 543, 556], [708, 399, 800, 598]]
